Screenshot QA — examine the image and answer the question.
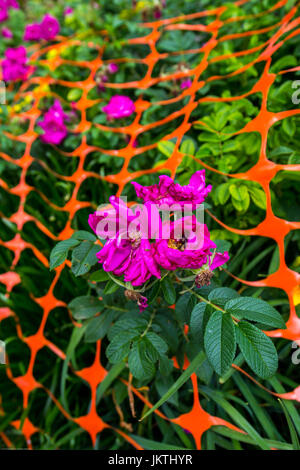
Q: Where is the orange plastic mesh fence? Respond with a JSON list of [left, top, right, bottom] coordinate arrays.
[[0, 0, 300, 450]]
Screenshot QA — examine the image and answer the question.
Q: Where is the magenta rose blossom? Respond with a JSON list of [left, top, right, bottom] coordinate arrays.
[[24, 23, 42, 41], [88, 195, 137, 239], [152, 216, 229, 274], [2, 27, 12, 38], [102, 95, 135, 120], [89, 196, 161, 287], [152, 217, 216, 270], [2, 46, 29, 81], [97, 238, 160, 286], [40, 14, 60, 40], [0, 0, 18, 21], [132, 170, 212, 209], [180, 79, 192, 89], [2, 0, 19, 8], [64, 6, 74, 15], [0, 6, 8, 22], [38, 100, 68, 145], [107, 63, 118, 74]]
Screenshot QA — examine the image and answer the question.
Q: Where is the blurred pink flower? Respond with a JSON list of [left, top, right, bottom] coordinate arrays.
[[40, 14, 60, 40], [2, 26, 12, 38], [24, 15, 59, 41], [180, 79, 192, 89], [2, 0, 19, 8], [102, 95, 135, 119], [24, 23, 42, 41], [107, 63, 118, 74], [64, 6, 74, 15], [2, 46, 29, 81], [38, 100, 68, 145], [0, 6, 8, 22]]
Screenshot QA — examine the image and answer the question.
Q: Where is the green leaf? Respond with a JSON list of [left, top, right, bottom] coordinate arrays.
[[50, 238, 80, 270], [161, 277, 176, 305], [67, 88, 83, 102], [84, 310, 116, 342], [208, 287, 239, 307], [60, 324, 87, 413], [189, 303, 206, 339], [230, 184, 250, 212], [129, 435, 187, 451], [128, 339, 156, 381], [107, 317, 147, 341], [214, 239, 232, 254], [103, 279, 120, 294], [202, 387, 272, 450], [278, 399, 300, 450], [204, 311, 236, 375], [71, 230, 97, 242], [225, 297, 286, 329], [106, 330, 138, 364], [235, 321, 278, 379], [248, 187, 266, 210], [159, 355, 173, 376], [140, 350, 206, 421], [71, 241, 99, 277], [89, 269, 110, 282], [157, 140, 175, 158], [145, 332, 168, 356], [180, 139, 195, 156], [68, 295, 103, 320], [215, 183, 230, 205]]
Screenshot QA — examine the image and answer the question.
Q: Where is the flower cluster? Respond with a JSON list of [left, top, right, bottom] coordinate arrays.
[[89, 171, 229, 311], [102, 95, 135, 120], [0, 0, 19, 23], [38, 99, 68, 145], [1, 46, 29, 81], [95, 63, 119, 92], [24, 14, 60, 41]]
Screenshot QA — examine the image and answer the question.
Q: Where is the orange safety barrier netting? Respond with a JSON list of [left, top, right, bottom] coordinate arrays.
[[1, 0, 300, 449]]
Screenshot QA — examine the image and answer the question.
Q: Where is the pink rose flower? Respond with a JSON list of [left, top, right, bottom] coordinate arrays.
[[24, 23, 42, 41], [107, 63, 118, 74], [0, 6, 8, 22], [64, 6, 74, 15], [40, 14, 60, 40], [89, 196, 161, 287], [152, 216, 229, 273], [38, 100, 68, 145], [2, 46, 29, 81], [132, 170, 212, 209], [102, 95, 135, 120], [2, 0, 19, 8], [97, 238, 160, 286], [180, 79, 192, 89], [2, 27, 12, 38]]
